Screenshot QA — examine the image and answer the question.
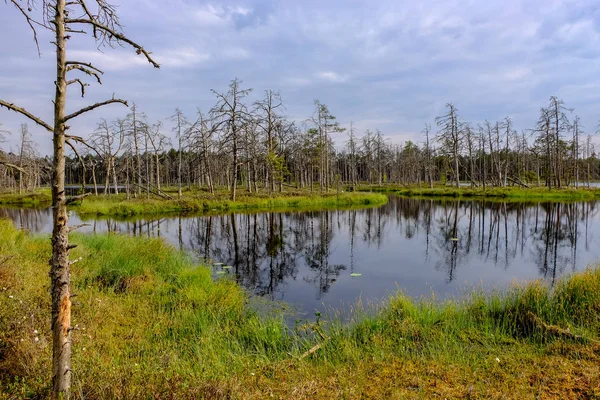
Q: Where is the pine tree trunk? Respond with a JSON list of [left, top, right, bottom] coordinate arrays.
[[50, 2, 72, 398]]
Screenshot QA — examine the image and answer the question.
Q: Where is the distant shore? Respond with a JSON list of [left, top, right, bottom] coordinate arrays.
[[0, 187, 389, 215], [362, 184, 600, 201]]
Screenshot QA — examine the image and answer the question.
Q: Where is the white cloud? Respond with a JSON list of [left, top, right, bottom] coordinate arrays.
[[222, 47, 251, 60], [193, 5, 228, 27], [283, 77, 312, 87], [316, 71, 348, 83], [68, 50, 149, 71], [156, 48, 211, 67], [67, 47, 210, 71]]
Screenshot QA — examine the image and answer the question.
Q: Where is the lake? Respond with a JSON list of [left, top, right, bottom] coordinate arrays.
[[2, 195, 600, 318]]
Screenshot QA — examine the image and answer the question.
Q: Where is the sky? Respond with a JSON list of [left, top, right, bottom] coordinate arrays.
[[1, 0, 600, 154]]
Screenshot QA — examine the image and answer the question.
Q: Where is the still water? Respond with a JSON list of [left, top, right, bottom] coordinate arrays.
[[3, 196, 600, 317]]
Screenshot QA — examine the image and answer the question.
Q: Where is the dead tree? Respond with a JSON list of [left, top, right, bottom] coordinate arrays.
[[147, 121, 170, 191], [423, 123, 434, 188], [169, 108, 190, 198], [211, 79, 253, 201], [2, 1, 158, 398], [436, 103, 462, 188], [254, 90, 284, 192], [17, 123, 34, 194], [90, 118, 125, 194]]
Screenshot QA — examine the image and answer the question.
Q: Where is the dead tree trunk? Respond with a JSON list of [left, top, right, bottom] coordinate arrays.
[[3, 2, 158, 398], [49, 4, 72, 397]]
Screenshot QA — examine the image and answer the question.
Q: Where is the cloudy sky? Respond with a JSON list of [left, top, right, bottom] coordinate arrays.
[[1, 0, 600, 154]]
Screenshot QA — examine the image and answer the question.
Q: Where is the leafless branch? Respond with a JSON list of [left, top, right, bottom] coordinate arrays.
[[0, 100, 53, 132], [0, 159, 28, 174], [64, 98, 127, 121], [65, 139, 88, 186], [66, 60, 103, 74], [65, 134, 102, 157], [7, 0, 45, 56], [67, 78, 89, 97], [66, 62, 103, 84], [65, 17, 160, 68]]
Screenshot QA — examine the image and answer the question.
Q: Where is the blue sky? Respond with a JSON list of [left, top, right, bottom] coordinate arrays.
[[1, 0, 600, 153]]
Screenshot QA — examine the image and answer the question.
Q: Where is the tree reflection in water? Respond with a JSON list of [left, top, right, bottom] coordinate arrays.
[[2, 196, 598, 314]]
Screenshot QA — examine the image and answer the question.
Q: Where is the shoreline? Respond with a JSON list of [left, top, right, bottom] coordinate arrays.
[[361, 184, 600, 201]]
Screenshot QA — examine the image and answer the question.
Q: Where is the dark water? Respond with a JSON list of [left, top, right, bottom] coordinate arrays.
[[2, 196, 600, 317]]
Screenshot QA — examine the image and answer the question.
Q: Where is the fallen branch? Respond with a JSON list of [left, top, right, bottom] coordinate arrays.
[[66, 192, 91, 205], [508, 176, 530, 188], [132, 182, 174, 200], [69, 224, 90, 233], [526, 311, 593, 343], [300, 337, 330, 359], [0, 159, 28, 174], [69, 257, 83, 266]]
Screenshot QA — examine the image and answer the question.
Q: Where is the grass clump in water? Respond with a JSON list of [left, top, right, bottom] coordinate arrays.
[[72, 190, 388, 217]]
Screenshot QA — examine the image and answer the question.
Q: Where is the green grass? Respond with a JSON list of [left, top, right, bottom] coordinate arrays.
[[72, 190, 388, 217], [364, 184, 600, 201], [2, 219, 600, 398], [0, 188, 51, 206]]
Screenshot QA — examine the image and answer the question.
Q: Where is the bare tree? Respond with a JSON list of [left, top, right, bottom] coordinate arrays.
[[311, 100, 344, 191], [422, 123, 434, 188], [571, 116, 582, 188], [254, 90, 284, 192], [147, 121, 170, 191], [169, 108, 191, 198], [210, 79, 253, 201], [436, 104, 462, 188], [90, 118, 126, 194], [126, 104, 148, 197], [547, 96, 571, 188], [17, 123, 35, 194], [2, 1, 158, 398]]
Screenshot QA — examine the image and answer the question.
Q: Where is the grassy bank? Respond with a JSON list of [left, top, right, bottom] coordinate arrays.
[[72, 191, 388, 217], [0, 189, 51, 206], [2, 220, 600, 398], [364, 184, 600, 201]]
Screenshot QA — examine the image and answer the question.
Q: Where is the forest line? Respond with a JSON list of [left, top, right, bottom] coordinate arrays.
[[2, 80, 599, 199]]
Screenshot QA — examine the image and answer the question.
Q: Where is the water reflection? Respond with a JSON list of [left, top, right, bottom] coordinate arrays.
[[2, 196, 599, 315]]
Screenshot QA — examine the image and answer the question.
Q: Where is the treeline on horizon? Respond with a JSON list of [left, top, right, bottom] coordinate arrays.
[[1, 79, 599, 199]]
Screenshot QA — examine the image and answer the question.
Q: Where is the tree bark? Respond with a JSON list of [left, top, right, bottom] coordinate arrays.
[[50, 2, 72, 398]]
